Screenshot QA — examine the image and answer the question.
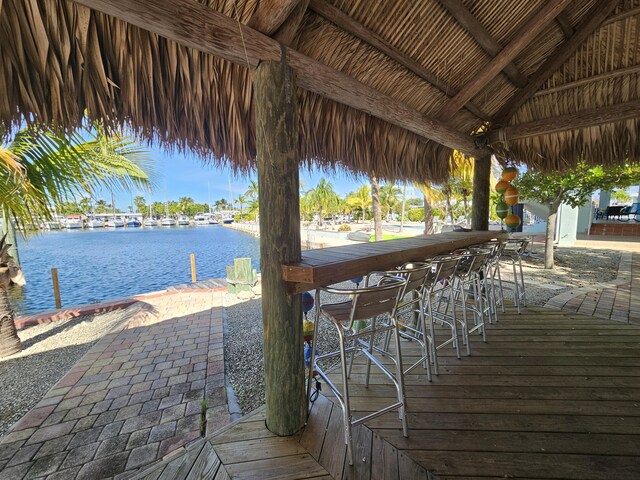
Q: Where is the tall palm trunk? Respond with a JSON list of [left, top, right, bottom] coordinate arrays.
[[371, 177, 383, 241], [423, 195, 433, 234], [0, 270, 21, 358]]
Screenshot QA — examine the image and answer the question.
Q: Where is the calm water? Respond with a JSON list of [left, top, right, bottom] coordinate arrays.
[[9, 226, 260, 316]]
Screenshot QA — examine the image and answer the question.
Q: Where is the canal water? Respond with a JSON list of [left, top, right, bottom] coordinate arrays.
[[8, 226, 261, 316]]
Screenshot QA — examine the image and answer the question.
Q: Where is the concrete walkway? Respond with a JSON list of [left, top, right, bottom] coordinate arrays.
[[0, 289, 230, 480], [545, 239, 640, 325]]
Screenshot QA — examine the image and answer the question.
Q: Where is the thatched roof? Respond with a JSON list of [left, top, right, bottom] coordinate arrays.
[[1, 0, 639, 180]]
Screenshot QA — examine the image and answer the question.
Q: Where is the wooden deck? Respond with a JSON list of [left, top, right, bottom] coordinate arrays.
[[130, 304, 640, 479], [282, 231, 499, 293]]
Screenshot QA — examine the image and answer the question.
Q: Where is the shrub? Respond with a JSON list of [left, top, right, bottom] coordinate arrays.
[[338, 224, 351, 232]]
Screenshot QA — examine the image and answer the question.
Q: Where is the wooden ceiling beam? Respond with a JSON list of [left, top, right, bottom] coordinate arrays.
[[488, 99, 640, 142], [308, 0, 490, 121], [71, 0, 486, 157], [438, 0, 528, 88], [533, 64, 640, 97], [603, 5, 640, 26], [272, 0, 309, 45], [247, 0, 302, 35], [437, 0, 572, 120], [555, 12, 574, 38], [491, 0, 621, 125]]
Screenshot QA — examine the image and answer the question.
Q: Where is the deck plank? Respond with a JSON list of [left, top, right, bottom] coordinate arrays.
[[299, 394, 334, 460], [223, 453, 330, 479], [370, 433, 398, 480], [185, 442, 222, 480], [342, 424, 372, 480], [323, 306, 640, 478], [318, 400, 348, 479]]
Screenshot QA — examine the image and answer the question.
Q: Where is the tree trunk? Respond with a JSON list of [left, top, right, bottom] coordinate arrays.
[[544, 201, 561, 269], [445, 196, 454, 224], [472, 154, 491, 231], [0, 272, 21, 358], [1, 217, 20, 266], [254, 59, 305, 436], [371, 176, 383, 241], [423, 195, 433, 234]]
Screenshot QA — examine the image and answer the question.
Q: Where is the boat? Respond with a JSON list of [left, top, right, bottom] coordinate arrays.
[[209, 217, 219, 225], [193, 213, 210, 225], [41, 219, 61, 230], [105, 216, 125, 228], [161, 217, 176, 227], [126, 218, 142, 227], [177, 215, 190, 226], [222, 215, 234, 224], [86, 217, 104, 228], [65, 215, 83, 229], [143, 217, 158, 227]]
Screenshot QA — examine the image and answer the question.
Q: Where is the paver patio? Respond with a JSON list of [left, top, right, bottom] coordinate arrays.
[[0, 289, 231, 480]]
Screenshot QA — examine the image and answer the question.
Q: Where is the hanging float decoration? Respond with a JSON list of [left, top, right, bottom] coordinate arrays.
[[494, 166, 522, 229]]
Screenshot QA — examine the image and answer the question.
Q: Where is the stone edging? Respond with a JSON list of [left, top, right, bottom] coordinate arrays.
[[15, 287, 227, 330], [543, 251, 632, 310]]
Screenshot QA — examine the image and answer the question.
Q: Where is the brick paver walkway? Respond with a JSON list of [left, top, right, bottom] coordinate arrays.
[[0, 289, 231, 480], [545, 252, 640, 325]]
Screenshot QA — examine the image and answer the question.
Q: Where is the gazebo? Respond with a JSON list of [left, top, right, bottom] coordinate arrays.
[[1, 0, 639, 476]]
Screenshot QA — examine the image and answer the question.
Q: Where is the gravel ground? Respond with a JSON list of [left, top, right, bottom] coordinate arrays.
[[0, 307, 133, 437], [224, 245, 622, 414]]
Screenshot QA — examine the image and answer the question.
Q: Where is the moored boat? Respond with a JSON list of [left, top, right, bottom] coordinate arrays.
[[126, 219, 142, 227], [86, 217, 104, 228], [177, 215, 190, 226], [65, 215, 83, 229], [143, 217, 158, 227], [161, 217, 176, 227], [105, 217, 125, 228]]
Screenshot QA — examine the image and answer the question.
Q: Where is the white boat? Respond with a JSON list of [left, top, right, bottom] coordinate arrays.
[[105, 217, 124, 228], [193, 213, 210, 225], [41, 220, 61, 230], [86, 217, 104, 228], [177, 215, 190, 226], [161, 217, 176, 227], [143, 217, 158, 227], [65, 215, 83, 229]]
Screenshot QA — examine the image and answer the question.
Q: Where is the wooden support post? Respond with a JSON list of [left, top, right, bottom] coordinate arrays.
[[51, 268, 62, 309], [254, 57, 305, 436], [472, 154, 491, 231], [190, 253, 197, 283]]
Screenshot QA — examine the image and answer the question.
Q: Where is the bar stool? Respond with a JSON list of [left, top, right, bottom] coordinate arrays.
[[500, 239, 529, 313], [382, 262, 433, 381], [308, 273, 408, 465], [471, 240, 506, 323], [422, 255, 461, 375], [449, 249, 491, 355]]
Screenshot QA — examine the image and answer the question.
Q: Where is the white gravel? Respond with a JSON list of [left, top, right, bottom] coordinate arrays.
[[223, 245, 622, 414]]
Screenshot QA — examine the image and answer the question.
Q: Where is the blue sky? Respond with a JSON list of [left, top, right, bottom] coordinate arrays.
[[106, 145, 421, 210]]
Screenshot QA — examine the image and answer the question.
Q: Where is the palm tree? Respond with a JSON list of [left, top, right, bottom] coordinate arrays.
[[417, 184, 444, 234], [236, 194, 247, 221], [0, 122, 153, 231], [346, 184, 372, 223], [305, 178, 340, 226], [0, 123, 153, 357], [95, 199, 109, 213], [178, 196, 195, 216], [133, 195, 147, 214], [245, 179, 259, 201], [379, 183, 402, 220], [0, 234, 25, 358], [370, 177, 383, 241]]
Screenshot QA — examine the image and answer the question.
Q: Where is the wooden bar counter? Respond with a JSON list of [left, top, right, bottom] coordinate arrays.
[[282, 230, 500, 293]]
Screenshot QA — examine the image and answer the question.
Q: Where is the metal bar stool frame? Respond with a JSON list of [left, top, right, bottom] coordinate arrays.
[[422, 255, 462, 375], [500, 239, 529, 313], [307, 273, 409, 465], [380, 262, 434, 381]]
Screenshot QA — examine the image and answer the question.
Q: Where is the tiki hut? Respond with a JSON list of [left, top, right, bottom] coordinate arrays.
[[1, 0, 639, 437]]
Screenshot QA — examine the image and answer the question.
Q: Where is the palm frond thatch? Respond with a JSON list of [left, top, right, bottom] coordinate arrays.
[[0, 0, 639, 177]]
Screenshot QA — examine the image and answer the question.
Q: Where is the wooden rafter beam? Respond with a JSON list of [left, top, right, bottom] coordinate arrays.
[[533, 64, 640, 97], [71, 0, 486, 157], [555, 12, 574, 38], [492, 0, 621, 125], [488, 99, 640, 142], [248, 0, 302, 35], [603, 5, 640, 26], [437, 0, 572, 120], [308, 0, 489, 121], [438, 0, 528, 88], [272, 0, 309, 45]]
